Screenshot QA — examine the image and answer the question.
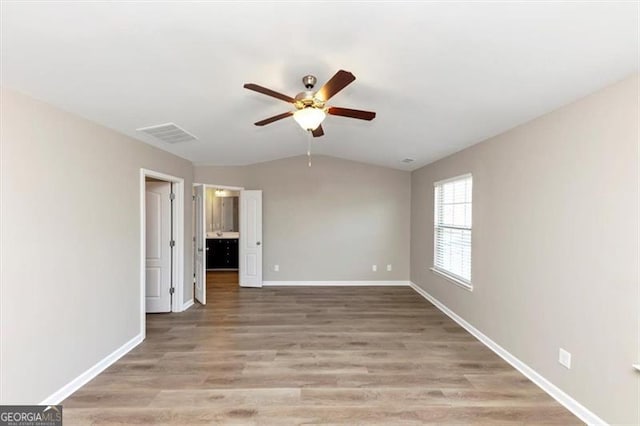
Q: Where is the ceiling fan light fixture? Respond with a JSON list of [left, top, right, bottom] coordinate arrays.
[[293, 107, 326, 131]]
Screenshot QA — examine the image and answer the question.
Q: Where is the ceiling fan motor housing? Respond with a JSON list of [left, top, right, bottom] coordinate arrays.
[[294, 91, 325, 110]]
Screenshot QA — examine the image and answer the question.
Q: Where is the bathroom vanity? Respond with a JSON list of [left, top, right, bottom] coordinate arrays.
[[206, 232, 239, 270]]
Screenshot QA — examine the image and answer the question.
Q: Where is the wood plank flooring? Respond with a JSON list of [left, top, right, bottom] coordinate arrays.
[[63, 272, 580, 424]]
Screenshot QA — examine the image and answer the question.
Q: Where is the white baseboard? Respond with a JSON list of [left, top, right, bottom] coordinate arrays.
[[263, 280, 410, 287], [181, 299, 194, 311], [408, 282, 607, 426], [40, 333, 143, 405]]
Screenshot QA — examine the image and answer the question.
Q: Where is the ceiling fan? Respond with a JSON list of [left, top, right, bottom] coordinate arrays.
[[243, 70, 376, 137]]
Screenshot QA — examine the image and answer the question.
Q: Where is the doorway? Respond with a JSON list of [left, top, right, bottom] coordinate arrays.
[[140, 169, 185, 337], [193, 184, 262, 305]]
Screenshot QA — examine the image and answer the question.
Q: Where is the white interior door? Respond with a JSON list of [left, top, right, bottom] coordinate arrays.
[[145, 181, 172, 313], [194, 184, 206, 304], [239, 190, 262, 288]]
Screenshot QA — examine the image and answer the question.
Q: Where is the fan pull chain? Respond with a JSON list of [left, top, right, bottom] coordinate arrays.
[[307, 130, 312, 167]]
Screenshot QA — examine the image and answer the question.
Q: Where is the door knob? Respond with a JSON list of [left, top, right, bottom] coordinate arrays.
[[256, 241, 261, 246]]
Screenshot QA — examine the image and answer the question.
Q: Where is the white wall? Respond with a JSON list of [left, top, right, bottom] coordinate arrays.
[[410, 74, 639, 424], [0, 88, 194, 403], [196, 155, 412, 281]]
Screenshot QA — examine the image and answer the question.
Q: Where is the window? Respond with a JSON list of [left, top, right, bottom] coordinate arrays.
[[433, 174, 472, 289]]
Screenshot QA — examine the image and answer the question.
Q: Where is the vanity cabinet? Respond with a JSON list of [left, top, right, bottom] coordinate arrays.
[[205, 239, 216, 268], [206, 238, 239, 269]]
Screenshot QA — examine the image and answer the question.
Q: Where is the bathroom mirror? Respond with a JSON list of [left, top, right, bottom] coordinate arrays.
[[206, 188, 239, 232]]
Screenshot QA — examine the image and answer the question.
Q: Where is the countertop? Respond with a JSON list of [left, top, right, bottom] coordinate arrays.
[[207, 232, 239, 239]]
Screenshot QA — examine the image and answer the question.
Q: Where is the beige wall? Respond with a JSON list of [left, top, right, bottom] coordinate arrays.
[[3, 73, 636, 422], [196, 155, 411, 281], [410, 74, 639, 424], [0, 88, 194, 403]]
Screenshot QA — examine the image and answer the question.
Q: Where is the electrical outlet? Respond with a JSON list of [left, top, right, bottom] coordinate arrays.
[[273, 264, 279, 272], [387, 264, 392, 271], [559, 348, 571, 369], [372, 265, 377, 272]]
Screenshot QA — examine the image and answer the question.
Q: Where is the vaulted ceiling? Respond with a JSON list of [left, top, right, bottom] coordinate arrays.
[[2, 2, 638, 170]]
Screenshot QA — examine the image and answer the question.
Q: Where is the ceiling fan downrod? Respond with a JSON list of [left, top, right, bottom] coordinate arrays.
[[302, 75, 317, 89]]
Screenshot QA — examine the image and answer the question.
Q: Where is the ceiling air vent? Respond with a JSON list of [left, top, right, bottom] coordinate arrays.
[[401, 158, 415, 164], [137, 123, 197, 144]]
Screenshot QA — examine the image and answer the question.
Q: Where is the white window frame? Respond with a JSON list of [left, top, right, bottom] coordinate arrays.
[[431, 173, 473, 291]]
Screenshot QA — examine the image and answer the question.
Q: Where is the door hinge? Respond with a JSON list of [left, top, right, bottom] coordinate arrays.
[[169, 287, 175, 295], [170, 192, 175, 201], [170, 240, 176, 248], [192, 195, 196, 201]]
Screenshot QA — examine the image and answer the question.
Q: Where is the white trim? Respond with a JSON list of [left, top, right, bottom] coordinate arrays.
[[433, 172, 472, 186], [263, 280, 410, 287], [182, 299, 194, 311], [141, 169, 185, 333], [408, 282, 607, 426], [40, 333, 143, 405], [193, 183, 244, 191], [430, 267, 473, 291]]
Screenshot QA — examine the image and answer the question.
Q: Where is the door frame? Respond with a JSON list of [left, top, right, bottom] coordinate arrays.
[[140, 169, 185, 338], [144, 180, 173, 313], [193, 183, 244, 302]]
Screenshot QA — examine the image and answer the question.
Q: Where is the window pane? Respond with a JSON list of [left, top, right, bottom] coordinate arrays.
[[453, 204, 466, 227], [443, 182, 454, 203]]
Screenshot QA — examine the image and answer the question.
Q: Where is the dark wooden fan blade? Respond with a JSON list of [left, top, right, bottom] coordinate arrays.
[[327, 106, 376, 121], [254, 111, 293, 126], [316, 70, 356, 102], [312, 125, 324, 137], [244, 83, 295, 103]]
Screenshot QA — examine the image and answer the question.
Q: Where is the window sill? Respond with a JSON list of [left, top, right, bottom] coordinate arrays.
[[430, 267, 473, 292]]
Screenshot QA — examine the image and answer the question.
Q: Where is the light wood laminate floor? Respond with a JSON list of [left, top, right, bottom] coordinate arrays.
[[63, 272, 580, 424]]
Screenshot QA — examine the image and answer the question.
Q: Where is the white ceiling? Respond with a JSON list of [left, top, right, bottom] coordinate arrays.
[[2, 2, 638, 170]]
